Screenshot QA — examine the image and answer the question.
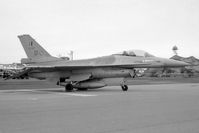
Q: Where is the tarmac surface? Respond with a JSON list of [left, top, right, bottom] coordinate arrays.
[[0, 78, 199, 133]]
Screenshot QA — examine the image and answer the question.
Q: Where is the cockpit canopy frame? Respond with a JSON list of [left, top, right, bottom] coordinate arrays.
[[114, 50, 155, 57]]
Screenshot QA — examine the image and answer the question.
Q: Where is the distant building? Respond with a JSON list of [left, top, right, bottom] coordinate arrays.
[[0, 63, 24, 70], [0, 64, 3, 70]]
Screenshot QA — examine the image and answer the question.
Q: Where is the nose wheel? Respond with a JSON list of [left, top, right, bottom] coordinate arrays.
[[121, 85, 128, 91]]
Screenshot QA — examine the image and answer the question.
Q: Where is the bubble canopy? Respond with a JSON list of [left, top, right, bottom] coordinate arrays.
[[114, 50, 155, 57]]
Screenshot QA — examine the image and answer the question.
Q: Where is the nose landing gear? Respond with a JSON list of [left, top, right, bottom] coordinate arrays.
[[121, 85, 128, 91]]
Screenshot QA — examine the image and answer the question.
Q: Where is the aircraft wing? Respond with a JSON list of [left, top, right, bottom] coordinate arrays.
[[4, 63, 150, 80], [25, 62, 151, 70]]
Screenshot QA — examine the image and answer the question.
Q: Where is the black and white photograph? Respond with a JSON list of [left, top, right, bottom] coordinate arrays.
[[0, 0, 199, 132]]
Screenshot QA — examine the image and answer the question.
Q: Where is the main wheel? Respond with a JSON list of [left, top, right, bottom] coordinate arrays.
[[65, 84, 73, 92], [121, 85, 128, 91]]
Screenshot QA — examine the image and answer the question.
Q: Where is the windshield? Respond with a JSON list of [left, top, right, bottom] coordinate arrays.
[[114, 50, 155, 57]]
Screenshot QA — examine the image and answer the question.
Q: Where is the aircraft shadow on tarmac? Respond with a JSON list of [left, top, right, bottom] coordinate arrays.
[[1, 84, 189, 95], [38, 88, 124, 93], [0, 88, 147, 95], [34, 85, 174, 94]]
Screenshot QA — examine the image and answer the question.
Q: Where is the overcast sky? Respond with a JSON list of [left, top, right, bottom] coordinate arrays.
[[0, 0, 199, 63]]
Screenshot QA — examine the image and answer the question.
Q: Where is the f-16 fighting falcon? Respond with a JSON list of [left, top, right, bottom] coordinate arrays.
[[10, 35, 189, 92]]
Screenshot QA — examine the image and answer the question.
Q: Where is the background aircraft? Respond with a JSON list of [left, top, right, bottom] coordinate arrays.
[[11, 35, 189, 91]]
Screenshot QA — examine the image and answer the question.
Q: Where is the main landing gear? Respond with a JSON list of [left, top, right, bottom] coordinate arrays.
[[121, 85, 128, 91], [65, 83, 73, 92]]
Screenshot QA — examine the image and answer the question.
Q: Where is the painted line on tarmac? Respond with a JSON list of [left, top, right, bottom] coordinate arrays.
[[61, 93, 97, 97], [28, 97, 39, 100], [0, 89, 35, 93], [0, 89, 97, 97]]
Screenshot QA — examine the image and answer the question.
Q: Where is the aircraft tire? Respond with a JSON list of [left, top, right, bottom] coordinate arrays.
[[65, 84, 73, 92], [122, 85, 128, 91]]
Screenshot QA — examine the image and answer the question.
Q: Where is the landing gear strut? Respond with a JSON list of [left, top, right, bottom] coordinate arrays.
[[65, 83, 73, 92], [121, 85, 128, 91]]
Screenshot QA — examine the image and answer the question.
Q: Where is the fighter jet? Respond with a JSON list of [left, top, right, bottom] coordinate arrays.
[[13, 35, 189, 91]]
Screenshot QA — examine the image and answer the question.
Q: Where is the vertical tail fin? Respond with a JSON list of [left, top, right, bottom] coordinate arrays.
[[18, 35, 59, 63]]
